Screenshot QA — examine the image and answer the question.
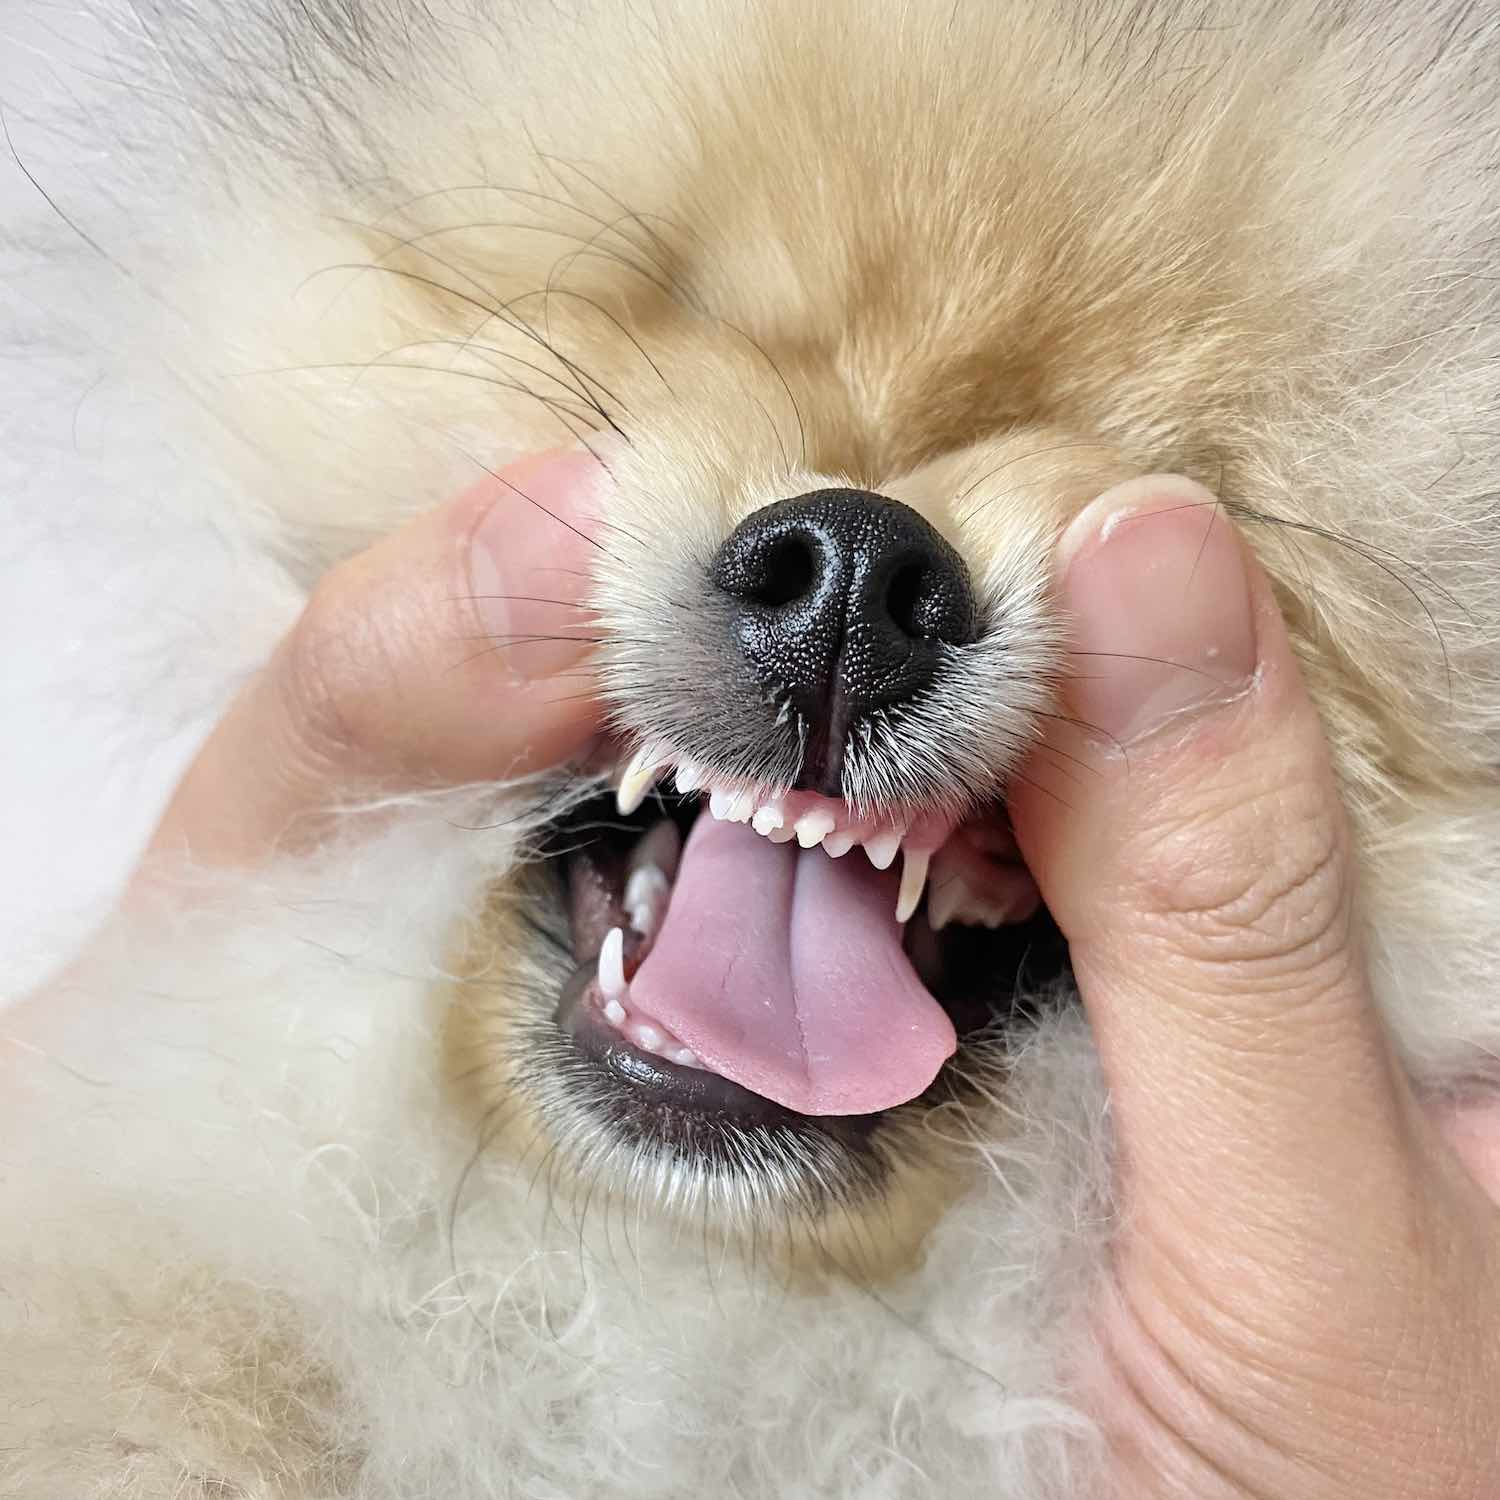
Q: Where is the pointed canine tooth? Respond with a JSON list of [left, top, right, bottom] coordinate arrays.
[[708, 787, 733, 820], [864, 827, 904, 870], [795, 811, 837, 849], [751, 804, 785, 837], [727, 788, 756, 823], [603, 998, 627, 1027], [895, 847, 931, 924], [615, 745, 660, 815], [598, 926, 627, 1000], [822, 830, 856, 858], [676, 761, 704, 794]]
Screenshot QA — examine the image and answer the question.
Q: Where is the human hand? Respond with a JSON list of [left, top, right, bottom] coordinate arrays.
[[1010, 477, 1500, 1499], [141, 447, 610, 872]]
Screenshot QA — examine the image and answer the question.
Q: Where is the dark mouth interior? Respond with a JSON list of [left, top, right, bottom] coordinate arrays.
[[539, 784, 1071, 1131]]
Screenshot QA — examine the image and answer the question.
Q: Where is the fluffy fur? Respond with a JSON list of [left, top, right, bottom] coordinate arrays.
[[2, 1, 1498, 1495]]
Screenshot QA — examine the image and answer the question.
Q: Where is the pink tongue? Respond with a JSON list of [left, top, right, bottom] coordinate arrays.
[[629, 815, 957, 1116]]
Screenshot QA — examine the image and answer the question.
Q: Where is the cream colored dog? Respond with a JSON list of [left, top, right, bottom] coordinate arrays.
[[2, 1, 1498, 1495]]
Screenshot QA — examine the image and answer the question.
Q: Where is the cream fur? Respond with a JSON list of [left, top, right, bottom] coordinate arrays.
[[2, 1, 1498, 1495]]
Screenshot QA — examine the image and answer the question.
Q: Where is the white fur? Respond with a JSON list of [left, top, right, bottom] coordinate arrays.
[[3, 1, 1498, 1495]]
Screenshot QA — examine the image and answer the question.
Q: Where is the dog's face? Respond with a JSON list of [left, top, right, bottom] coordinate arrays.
[[242, 3, 1483, 1270]]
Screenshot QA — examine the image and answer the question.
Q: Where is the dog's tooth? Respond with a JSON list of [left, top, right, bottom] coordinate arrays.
[[670, 1046, 701, 1068], [727, 788, 757, 823], [767, 821, 797, 843], [598, 926, 627, 1001], [863, 827, 904, 871], [751, 804, 785, 837], [676, 761, 705, 794], [603, 998, 628, 1027], [627, 818, 682, 884], [632, 1022, 665, 1054], [822, 830, 856, 858], [708, 787, 734, 821], [615, 744, 661, 816], [624, 864, 672, 937], [926, 872, 964, 932], [795, 810, 837, 849], [895, 847, 931, 924]]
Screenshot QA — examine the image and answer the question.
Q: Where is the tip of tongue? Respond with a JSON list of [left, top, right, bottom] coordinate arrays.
[[629, 815, 957, 1117]]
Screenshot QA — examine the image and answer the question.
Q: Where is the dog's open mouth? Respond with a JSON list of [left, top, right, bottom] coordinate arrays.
[[543, 747, 1070, 1139]]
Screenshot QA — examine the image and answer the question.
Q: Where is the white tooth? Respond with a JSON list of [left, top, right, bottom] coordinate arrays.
[[795, 811, 837, 849], [676, 761, 704, 794], [768, 822, 797, 843], [670, 1047, 701, 1068], [627, 819, 682, 884], [632, 1023, 665, 1054], [598, 926, 627, 1000], [822, 830, 856, 858], [615, 744, 661, 816], [751, 804, 785, 837], [864, 827, 904, 870], [895, 847, 931, 924], [727, 788, 756, 823], [709, 787, 733, 820], [927, 870, 964, 931], [603, 998, 628, 1027], [624, 864, 671, 937]]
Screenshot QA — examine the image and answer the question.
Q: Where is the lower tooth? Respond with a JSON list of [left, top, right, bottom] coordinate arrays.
[[670, 1047, 701, 1068], [633, 1023, 665, 1053], [603, 998, 628, 1027], [599, 926, 627, 1001]]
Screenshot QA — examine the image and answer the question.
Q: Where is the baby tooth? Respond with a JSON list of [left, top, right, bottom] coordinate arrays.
[[864, 828, 904, 871], [926, 873, 964, 932], [895, 847, 931, 924], [751, 804, 785, 837], [708, 787, 734, 820], [615, 745, 661, 816], [676, 761, 704, 794], [670, 1046, 701, 1068], [599, 926, 627, 1001], [795, 811, 837, 849], [822, 830, 856, 858], [633, 1022, 665, 1053], [624, 864, 671, 937], [727, 788, 757, 823], [603, 998, 628, 1027]]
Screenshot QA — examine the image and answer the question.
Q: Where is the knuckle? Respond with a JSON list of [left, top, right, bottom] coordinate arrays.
[[1129, 768, 1354, 988]]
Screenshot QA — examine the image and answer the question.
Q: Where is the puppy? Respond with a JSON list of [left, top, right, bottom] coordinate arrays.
[[3, 1, 1498, 1495]]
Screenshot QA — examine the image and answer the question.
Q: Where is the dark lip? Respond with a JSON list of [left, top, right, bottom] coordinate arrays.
[[553, 964, 880, 1139]]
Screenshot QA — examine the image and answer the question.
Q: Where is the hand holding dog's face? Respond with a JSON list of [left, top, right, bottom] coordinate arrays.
[[40, 454, 1500, 1500]]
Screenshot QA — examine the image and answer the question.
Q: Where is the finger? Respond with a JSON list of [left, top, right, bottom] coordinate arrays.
[[146, 448, 611, 868], [1010, 475, 1418, 1232]]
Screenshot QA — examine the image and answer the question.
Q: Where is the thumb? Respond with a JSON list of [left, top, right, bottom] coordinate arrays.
[[147, 447, 611, 867], [1010, 475, 1414, 1233]]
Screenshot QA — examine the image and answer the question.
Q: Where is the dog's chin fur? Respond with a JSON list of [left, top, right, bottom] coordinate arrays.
[[4, 1, 1500, 1495]]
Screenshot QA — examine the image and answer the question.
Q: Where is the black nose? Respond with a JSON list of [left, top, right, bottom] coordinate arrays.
[[710, 488, 978, 789]]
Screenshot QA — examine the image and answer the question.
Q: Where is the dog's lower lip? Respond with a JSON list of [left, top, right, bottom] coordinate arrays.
[[552, 964, 878, 1130]]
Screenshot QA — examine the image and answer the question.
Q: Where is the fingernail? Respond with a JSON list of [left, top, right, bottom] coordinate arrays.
[[465, 447, 613, 684], [1058, 475, 1257, 746]]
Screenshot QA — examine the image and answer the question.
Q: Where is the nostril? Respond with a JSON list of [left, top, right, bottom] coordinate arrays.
[[884, 562, 927, 638], [749, 534, 817, 608]]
